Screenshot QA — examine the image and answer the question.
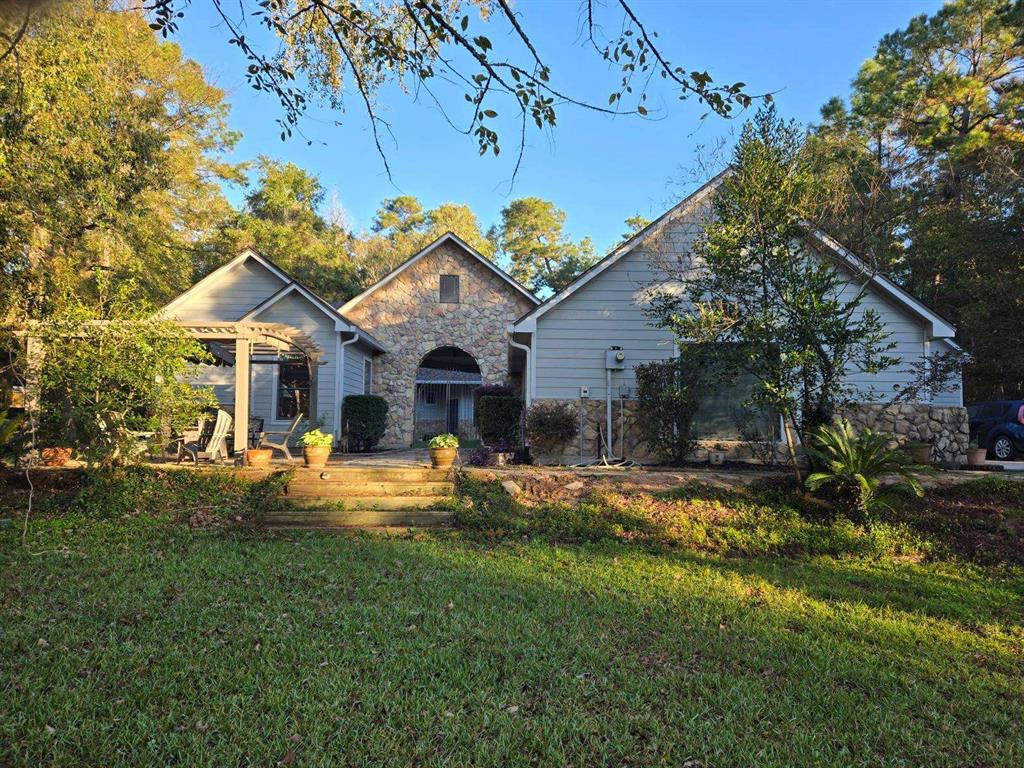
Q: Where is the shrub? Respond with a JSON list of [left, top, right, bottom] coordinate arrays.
[[804, 419, 924, 522], [525, 401, 577, 455], [465, 445, 496, 466], [634, 353, 720, 465], [343, 395, 387, 452], [478, 395, 522, 448]]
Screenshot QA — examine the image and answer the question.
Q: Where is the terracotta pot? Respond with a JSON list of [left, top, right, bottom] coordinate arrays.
[[245, 448, 273, 469], [41, 447, 72, 467], [906, 443, 932, 465], [966, 448, 988, 466], [303, 445, 331, 468], [429, 447, 457, 469]]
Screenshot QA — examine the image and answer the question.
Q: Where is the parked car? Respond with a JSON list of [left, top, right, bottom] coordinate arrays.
[[966, 400, 1024, 461]]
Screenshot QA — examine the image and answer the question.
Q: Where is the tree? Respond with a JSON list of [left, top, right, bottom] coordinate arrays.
[[492, 197, 597, 294], [134, 0, 762, 179], [623, 215, 652, 240], [647, 106, 901, 471], [33, 277, 216, 467], [215, 158, 362, 303], [808, 0, 1024, 399], [352, 196, 494, 284], [0, 1, 241, 317]]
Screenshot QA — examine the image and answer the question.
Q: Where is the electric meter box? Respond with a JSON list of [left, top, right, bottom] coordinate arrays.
[[605, 348, 626, 370]]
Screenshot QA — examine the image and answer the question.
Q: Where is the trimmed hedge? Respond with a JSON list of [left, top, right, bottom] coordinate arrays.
[[478, 395, 522, 449], [343, 394, 388, 452]]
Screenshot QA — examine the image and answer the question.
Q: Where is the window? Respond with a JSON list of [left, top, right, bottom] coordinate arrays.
[[363, 358, 372, 394], [439, 274, 460, 304], [691, 371, 777, 440], [276, 363, 310, 420]]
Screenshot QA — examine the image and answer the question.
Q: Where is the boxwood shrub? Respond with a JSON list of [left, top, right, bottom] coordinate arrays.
[[343, 394, 388, 452], [478, 395, 522, 449]]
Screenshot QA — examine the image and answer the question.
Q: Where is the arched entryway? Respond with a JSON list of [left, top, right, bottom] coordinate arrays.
[[414, 346, 482, 441]]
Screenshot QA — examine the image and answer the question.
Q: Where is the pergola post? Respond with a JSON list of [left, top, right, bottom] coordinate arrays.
[[234, 337, 251, 459]]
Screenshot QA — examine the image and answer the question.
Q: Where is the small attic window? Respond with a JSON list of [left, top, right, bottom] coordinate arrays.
[[439, 274, 460, 304]]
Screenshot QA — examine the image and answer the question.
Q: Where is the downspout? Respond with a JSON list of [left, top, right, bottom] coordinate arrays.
[[508, 332, 532, 453], [336, 332, 360, 444], [508, 332, 532, 406]]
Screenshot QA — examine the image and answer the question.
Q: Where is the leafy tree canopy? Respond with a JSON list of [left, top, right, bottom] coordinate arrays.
[[492, 197, 597, 295], [352, 196, 495, 284], [0, 1, 241, 317], [214, 158, 362, 304], [135, 0, 763, 179], [807, 0, 1023, 399]]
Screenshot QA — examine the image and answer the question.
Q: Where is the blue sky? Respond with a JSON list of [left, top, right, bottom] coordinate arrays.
[[175, 0, 941, 254]]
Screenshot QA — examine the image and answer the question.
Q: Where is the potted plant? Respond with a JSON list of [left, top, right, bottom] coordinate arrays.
[[708, 443, 727, 466], [966, 438, 988, 467], [904, 441, 932, 465], [245, 447, 273, 469], [428, 433, 459, 469], [299, 428, 333, 468]]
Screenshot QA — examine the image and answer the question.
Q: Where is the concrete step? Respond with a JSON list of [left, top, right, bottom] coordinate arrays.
[[285, 480, 453, 498], [263, 508, 453, 527]]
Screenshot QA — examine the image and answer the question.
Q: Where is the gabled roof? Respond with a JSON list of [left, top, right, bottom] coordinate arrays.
[[338, 231, 539, 314], [161, 248, 387, 352], [511, 172, 725, 331], [513, 170, 957, 339], [162, 248, 290, 316], [240, 281, 387, 352]]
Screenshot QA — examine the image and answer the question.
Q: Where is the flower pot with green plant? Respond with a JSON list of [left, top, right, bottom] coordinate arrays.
[[428, 433, 459, 469], [966, 437, 988, 467], [299, 428, 333, 468]]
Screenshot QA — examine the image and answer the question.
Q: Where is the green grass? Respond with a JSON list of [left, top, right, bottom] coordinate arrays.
[[2, 475, 1024, 766]]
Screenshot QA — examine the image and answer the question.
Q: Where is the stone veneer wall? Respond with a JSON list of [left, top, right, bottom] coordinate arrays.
[[532, 398, 969, 466], [345, 240, 536, 447], [841, 403, 969, 464]]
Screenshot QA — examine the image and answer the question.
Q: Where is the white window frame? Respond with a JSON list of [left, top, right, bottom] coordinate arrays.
[[363, 358, 373, 394]]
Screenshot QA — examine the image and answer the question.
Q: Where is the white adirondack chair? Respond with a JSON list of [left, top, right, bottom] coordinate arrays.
[[176, 409, 233, 465]]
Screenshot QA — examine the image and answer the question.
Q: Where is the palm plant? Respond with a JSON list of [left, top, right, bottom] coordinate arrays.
[[803, 419, 924, 521]]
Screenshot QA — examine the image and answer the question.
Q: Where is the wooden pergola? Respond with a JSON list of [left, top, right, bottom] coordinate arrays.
[[18, 320, 324, 459], [178, 322, 325, 453]]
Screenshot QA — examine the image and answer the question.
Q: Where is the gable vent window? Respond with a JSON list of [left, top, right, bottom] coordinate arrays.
[[439, 274, 460, 304]]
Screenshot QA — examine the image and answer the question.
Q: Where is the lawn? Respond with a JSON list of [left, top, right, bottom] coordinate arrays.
[[2, 473, 1024, 767]]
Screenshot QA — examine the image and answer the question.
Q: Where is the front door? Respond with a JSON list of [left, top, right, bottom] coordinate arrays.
[[446, 398, 459, 435]]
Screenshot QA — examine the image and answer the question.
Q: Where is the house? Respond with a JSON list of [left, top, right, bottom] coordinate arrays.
[[161, 234, 537, 449], [163, 176, 967, 462], [510, 174, 968, 463]]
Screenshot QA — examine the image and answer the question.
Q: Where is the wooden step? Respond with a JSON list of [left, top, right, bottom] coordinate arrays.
[[275, 495, 450, 511], [284, 480, 452, 498], [288, 467, 451, 483], [263, 508, 453, 527]]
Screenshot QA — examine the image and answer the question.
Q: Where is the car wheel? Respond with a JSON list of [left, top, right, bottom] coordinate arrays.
[[991, 435, 1015, 461]]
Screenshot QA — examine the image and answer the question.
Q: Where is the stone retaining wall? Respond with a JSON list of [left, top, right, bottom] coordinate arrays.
[[841, 403, 969, 464], [531, 398, 969, 466]]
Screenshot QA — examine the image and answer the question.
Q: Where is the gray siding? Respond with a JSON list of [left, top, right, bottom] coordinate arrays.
[[167, 258, 283, 322], [343, 342, 373, 398], [532, 209, 960, 407], [252, 292, 339, 435]]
